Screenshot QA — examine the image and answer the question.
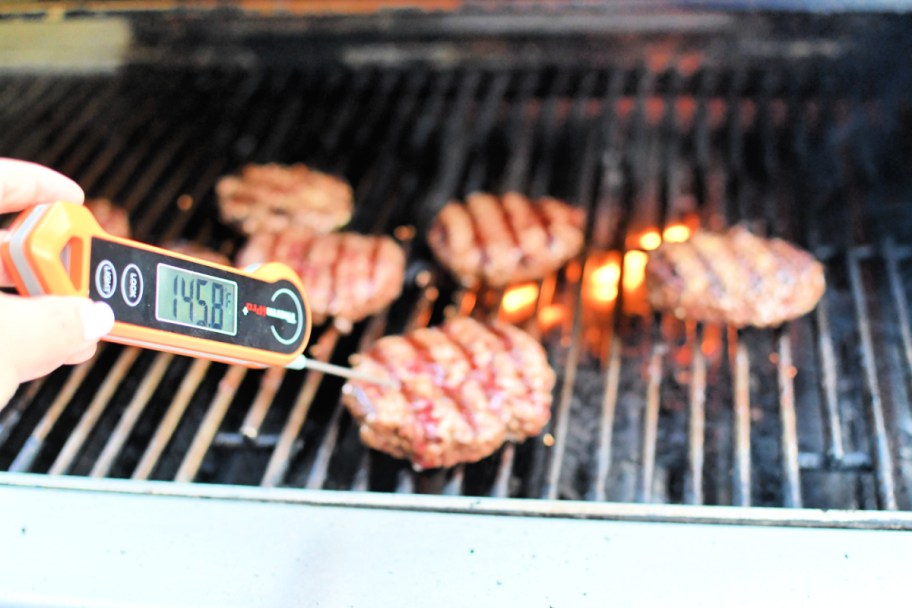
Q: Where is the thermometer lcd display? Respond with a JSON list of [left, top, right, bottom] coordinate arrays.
[[155, 263, 238, 336]]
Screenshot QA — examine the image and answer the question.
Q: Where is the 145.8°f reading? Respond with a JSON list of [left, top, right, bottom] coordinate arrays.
[[155, 263, 238, 336]]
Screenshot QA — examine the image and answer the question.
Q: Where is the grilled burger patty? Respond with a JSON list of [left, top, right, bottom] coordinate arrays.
[[427, 192, 585, 287], [342, 317, 555, 470], [216, 163, 353, 236], [646, 226, 826, 327], [236, 230, 405, 334]]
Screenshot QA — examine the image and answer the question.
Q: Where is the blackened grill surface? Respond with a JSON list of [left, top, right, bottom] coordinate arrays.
[[2, 31, 912, 513]]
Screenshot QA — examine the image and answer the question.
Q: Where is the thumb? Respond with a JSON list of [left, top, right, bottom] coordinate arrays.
[[0, 294, 115, 385]]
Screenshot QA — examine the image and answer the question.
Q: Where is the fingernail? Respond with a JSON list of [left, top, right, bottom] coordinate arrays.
[[81, 301, 115, 341]]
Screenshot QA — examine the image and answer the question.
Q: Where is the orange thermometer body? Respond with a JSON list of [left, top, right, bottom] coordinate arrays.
[[1, 202, 312, 368]]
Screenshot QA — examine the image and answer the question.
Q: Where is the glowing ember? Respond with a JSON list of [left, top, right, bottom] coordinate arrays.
[[499, 282, 540, 324], [501, 282, 540, 314], [565, 260, 582, 283], [542, 433, 555, 447], [622, 250, 649, 291], [639, 231, 662, 251], [590, 262, 621, 303], [538, 304, 566, 332], [663, 224, 691, 243], [702, 324, 723, 361], [459, 290, 477, 316]]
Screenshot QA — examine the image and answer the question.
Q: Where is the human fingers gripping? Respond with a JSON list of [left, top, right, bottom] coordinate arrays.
[[0, 293, 114, 385], [63, 344, 100, 366], [0, 229, 12, 286], [0, 158, 84, 213], [0, 365, 16, 412]]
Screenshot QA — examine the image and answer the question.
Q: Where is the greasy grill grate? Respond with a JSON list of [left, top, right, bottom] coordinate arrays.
[[2, 62, 912, 512]]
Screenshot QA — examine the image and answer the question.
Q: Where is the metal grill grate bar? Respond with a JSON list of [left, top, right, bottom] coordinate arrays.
[[304, 313, 390, 490], [777, 332, 803, 507], [0, 78, 92, 156], [539, 74, 600, 501], [0, 77, 54, 121], [847, 250, 899, 510], [131, 359, 210, 480], [686, 327, 707, 504], [638, 347, 664, 502], [8, 357, 97, 473], [261, 330, 340, 488], [175, 366, 247, 483], [498, 71, 540, 193], [814, 295, 847, 463], [22, 86, 123, 170], [237, 368, 285, 443], [90, 355, 174, 478], [884, 240, 912, 394], [48, 348, 142, 475]]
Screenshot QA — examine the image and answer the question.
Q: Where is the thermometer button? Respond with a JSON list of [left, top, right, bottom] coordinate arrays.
[[121, 263, 144, 307], [95, 260, 117, 299]]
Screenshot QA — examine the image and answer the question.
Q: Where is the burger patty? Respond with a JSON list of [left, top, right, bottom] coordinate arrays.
[[85, 198, 131, 239], [341, 317, 555, 470], [427, 192, 585, 288], [236, 230, 405, 334], [645, 226, 826, 327], [216, 163, 353, 236]]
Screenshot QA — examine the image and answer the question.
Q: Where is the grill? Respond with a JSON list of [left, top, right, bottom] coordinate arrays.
[[3, 8, 912, 532]]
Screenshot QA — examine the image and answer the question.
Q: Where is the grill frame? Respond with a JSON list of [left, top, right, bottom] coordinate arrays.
[[4, 472, 912, 530], [2, 9, 912, 526]]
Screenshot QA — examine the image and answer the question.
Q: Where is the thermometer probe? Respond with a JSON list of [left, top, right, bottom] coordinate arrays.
[[0, 201, 384, 384]]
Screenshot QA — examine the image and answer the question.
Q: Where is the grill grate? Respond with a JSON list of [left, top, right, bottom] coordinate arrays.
[[2, 61, 912, 512]]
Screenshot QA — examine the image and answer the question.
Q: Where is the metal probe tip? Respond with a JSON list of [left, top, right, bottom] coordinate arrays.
[[286, 355, 395, 387]]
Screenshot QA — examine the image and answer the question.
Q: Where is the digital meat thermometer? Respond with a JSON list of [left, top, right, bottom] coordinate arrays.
[[0, 201, 381, 382]]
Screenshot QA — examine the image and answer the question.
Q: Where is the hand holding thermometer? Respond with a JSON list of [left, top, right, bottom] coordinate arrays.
[[0, 201, 385, 384]]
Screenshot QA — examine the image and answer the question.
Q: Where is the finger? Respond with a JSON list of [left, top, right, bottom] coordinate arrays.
[[0, 294, 114, 384], [0, 230, 14, 287], [0, 158, 84, 213], [63, 343, 100, 366], [0, 365, 16, 413], [0, 229, 11, 286]]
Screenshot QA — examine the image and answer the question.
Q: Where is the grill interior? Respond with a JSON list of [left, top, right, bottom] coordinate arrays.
[[3, 18, 912, 513]]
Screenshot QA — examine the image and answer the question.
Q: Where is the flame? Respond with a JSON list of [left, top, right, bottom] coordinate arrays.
[[590, 261, 621, 303], [663, 223, 692, 243], [622, 250, 649, 292], [578, 218, 702, 347], [501, 283, 539, 314], [538, 304, 567, 332], [582, 251, 623, 316], [565, 260, 583, 283], [639, 231, 662, 251], [500, 282, 539, 324], [639, 223, 692, 251]]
